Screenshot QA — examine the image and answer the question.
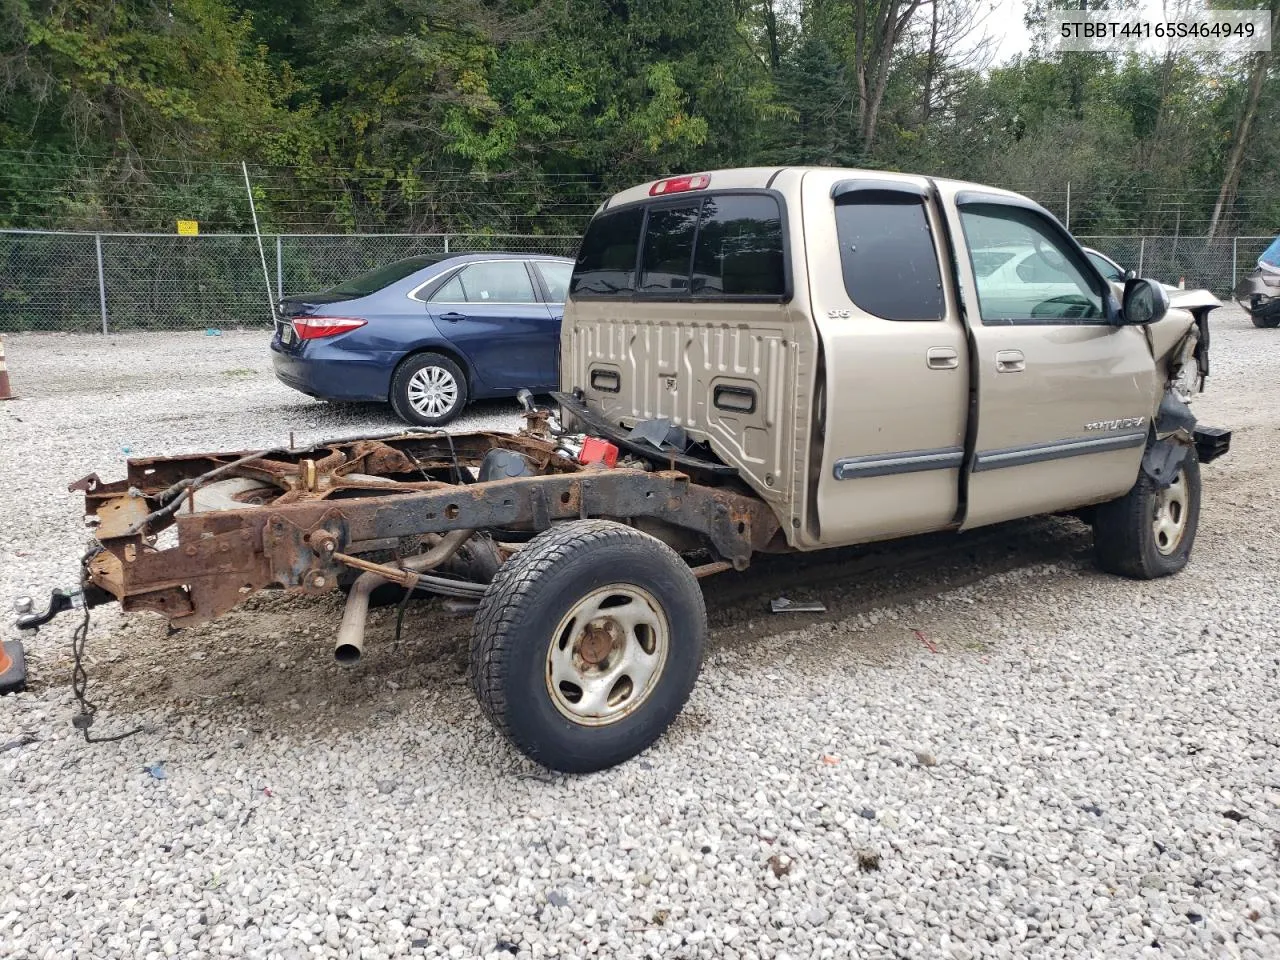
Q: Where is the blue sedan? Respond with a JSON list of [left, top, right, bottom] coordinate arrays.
[[270, 253, 574, 426]]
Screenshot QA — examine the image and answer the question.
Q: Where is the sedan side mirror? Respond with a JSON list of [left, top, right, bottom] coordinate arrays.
[[1121, 278, 1170, 326]]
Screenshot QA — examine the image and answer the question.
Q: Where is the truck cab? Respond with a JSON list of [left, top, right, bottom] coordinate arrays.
[[560, 167, 1218, 554]]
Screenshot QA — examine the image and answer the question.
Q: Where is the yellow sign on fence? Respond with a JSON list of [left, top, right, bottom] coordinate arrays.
[[176, 220, 199, 236]]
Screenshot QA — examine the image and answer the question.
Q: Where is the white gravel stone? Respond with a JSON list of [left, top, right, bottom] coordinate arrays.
[[1, 309, 1278, 958]]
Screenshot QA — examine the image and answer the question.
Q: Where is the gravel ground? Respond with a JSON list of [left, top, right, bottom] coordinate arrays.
[[1, 312, 1278, 960]]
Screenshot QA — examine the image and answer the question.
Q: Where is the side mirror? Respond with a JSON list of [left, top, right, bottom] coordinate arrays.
[[1121, 278, 1170, 326]]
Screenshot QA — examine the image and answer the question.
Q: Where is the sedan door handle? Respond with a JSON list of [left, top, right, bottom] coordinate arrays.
[[926, 347, 959, 370], [438, 312, 466, 323], [995, 349, 1026, 373]]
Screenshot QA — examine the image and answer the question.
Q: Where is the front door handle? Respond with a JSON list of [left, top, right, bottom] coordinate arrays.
[[995, 349, 1026, 373], [439, 312, 466, 323], [926, 347, 959, 370]]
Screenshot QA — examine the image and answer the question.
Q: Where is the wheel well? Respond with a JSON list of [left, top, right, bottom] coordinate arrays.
[[391, 345, 472, 399]]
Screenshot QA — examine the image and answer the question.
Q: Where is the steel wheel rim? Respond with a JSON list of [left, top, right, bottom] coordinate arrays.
[[545, 584, 670, 727], [407, 366, 459, 419], [1153, 472, 1189, 555]]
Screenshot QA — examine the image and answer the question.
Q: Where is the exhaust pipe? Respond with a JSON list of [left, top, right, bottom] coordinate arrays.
[[334, 528, 475, 665]]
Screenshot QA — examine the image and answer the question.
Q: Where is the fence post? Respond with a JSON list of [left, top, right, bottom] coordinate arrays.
[[444, 234, 450, 254], [1065, 181, 1071, 230], [276, 235, 284, 299], [1233, 237, 1238, 288], [1138, 237, 1146, 277], [94, 234, 108, 335]]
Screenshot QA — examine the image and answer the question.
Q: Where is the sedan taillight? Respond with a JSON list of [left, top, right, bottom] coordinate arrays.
[[292, 316, 368, 340]]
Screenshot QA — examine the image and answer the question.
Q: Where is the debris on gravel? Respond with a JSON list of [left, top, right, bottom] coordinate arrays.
[[2, 312, 1278, 959]]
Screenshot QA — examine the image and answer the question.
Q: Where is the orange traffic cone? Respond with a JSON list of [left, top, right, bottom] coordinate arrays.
[[0, 335, 15, 400], [0, 640, 26, 694]]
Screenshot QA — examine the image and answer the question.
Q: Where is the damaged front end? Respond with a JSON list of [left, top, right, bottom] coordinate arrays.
[[1142, 293, 1231, 487]]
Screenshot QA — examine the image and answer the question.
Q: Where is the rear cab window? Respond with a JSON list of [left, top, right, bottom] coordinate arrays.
[[570, 193, 787, 301]]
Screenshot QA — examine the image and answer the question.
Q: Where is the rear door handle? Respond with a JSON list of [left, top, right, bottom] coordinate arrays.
[[995, 349, 1026, 373], [926, 347, 959, 370], [439, 312, 466, 323]]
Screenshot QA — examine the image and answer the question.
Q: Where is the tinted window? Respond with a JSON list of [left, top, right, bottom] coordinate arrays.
[[535, 261, 573, 302], [1086, 251, 1123, 281], [328, 255, 441, 297], [691, 195, 785, 296], [640, 203, 700, 293], [960, 205, 1103, 323], [457, 261, 537, 303], [571, 208, 644, 297], [834, 194, 944, 321]]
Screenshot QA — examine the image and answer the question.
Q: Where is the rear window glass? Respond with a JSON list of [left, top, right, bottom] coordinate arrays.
[[640, 203, 700, 293], [327, 255, 441, 297], [834, 194, 944, 321], [571, 193, 787, 300], [571, 208, 644, 297], [692, 195, 785, 296]]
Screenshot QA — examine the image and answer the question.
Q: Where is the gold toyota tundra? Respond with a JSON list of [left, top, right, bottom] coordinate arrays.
[[21, 166, 1229, 774], [560, 166, 1225, 565]]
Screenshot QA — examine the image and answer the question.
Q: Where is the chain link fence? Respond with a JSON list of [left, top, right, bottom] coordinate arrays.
[[0, 230, 580, 332], [1076, 235, 1270, 296], [0, 228, 1270, 332]]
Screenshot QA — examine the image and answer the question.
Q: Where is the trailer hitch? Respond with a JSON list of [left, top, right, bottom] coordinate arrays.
[[14, 588, 80, 633]]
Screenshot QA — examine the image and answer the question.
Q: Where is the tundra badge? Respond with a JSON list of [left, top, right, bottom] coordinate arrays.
[[1084, 416, 1146, 432]]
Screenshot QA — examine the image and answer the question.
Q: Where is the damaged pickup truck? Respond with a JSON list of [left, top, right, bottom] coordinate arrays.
[[17, 167, 1231, 772]]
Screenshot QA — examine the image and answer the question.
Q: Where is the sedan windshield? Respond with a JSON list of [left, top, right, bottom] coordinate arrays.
[[327, 256, 442, 297]]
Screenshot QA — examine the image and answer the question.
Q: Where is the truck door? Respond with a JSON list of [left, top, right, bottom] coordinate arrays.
[[806, 175, 969, 545], [945, 193, 1156, 528]]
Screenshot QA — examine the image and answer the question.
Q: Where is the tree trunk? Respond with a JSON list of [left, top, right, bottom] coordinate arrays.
[[1207, 7, 1275, 239], [853, 0, 926, 153], [921, 0, 939, 128], [762, 0, 780, 71]]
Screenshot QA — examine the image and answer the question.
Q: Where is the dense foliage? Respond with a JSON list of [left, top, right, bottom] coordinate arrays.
[[1, 0, 1276, 235]]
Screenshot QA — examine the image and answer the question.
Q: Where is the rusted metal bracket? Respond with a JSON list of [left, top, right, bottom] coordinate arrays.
[[262, 508, 349, 593]]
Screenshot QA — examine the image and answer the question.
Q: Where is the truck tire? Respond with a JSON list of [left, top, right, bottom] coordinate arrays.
[[1093, 451, 1201, 579], [390, 352, 469, 426], [470, 519, 705, 772]]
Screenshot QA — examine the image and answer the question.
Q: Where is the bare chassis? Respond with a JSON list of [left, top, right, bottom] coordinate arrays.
[[54, 425, 781, 649]]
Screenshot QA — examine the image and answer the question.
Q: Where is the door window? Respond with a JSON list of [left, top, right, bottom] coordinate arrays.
[[428, 274, 466, 303], [431, 261, 537, 304], [535, 261, 573, 302], [960, 205, 1104, 323], [834, 193, 944, 321]]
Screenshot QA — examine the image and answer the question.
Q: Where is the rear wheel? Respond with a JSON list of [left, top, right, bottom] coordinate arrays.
[[1093, 451, 1201, 579], [390, 352, 468, 426], [470, 520, 705, 772]]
